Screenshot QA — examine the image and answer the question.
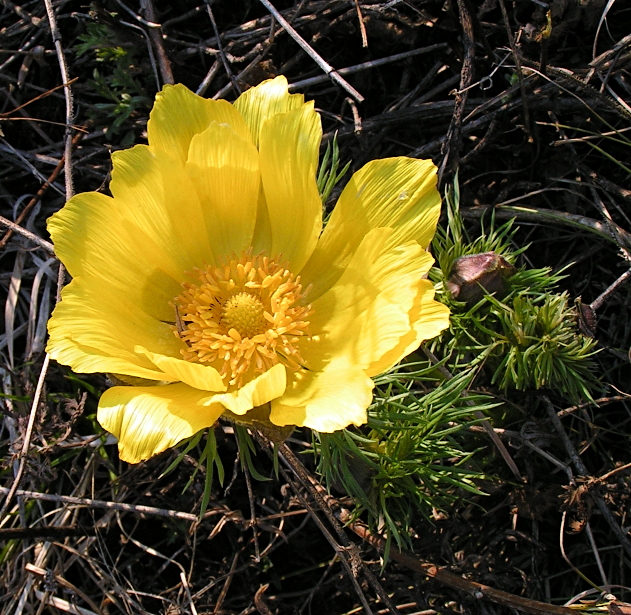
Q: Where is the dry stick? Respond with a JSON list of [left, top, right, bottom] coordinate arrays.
[[496, 0, 531, 136], [252, 432, 393, 614], [274, 441, 403, 615], [0, 78, 78, 118], [590, 268, 631, 312], [254, 584, 273, 615], [0, 486, 204, 522], [26, 563, 105, 615], [422, 348, 522, 482], [206, 2, 241, 96], [0, 216, 54, 253], [272, 448, 377, 615], [43, 0, 74, 201], [4, 0, 76, 519], [0, 128, 85, 250], [439, 0, 475, 182], [589, 185, 631, 261], [353, 0, 368, 48], [542, 396, 631, 561], [139, 0, 174, 85], [213, 552, 241, 615], [120, 20, 161, 91], [343, 513, 577, 615], [275, 439, 574, 615], [0, 354, 50, 519], [237, 436, 261, 561], [289, 44, 449, 90], [212, 25, 279, 99], [257, 0, 364, 103], [461, 204, 631, 251], [196, 60, 221, 96]]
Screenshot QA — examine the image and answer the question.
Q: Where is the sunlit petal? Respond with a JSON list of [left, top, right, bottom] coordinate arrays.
[[259, 103, 322, 271], [47, 279, 182, 381], [186, 122, 260, 257], [98, 383, 223, 463], [300, 157, 440, 299], [234, 76, 305, 147], [305, 227, 436, 370], [366, 281, 451, 377], [270, 356, 372, 432], [136, 346, 226, 392], [203, 364, 286, 415], [147, 83, 251, 161]]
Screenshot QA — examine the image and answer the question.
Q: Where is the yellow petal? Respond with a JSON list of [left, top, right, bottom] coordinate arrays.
[[48, 190, 183, 322], [135, 346, 226, 392], [251, 185, 273, 256], [147, 83, 251, 162], [110, 144, 216, 275], [185, 122, 260, 258], [233, 76, 305, 147], [203, 363, 286, 415], [300, 157, 440, 299], [365, 281, 450, 377], [270, 356, 373, 432], [98, 383, 224, 463], [47, 278, 183, 380], [259, 103, 322, 271], [305, 227, 435, 371]]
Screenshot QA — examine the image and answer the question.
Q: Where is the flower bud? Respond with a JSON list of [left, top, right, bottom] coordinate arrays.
[[446, 252, 515, 305]]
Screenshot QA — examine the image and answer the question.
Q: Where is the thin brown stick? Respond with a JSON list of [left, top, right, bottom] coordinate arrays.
[[353, 0, 368, 48], [139, 0, 174, 85], [543, 397, 631, 561], [440, 0, 475, 180], [257, 0, 364, 102], [0, 128, 85, 250], [496, 0, 531, 135], [340, 514, 576, 615], [0, 216, 54, 252], [289, 44, 449, 90], [271, 438, 575, 615], [26, 563, 105, 615], [0, 486, 209, 523], [0, 354, 50, 518]]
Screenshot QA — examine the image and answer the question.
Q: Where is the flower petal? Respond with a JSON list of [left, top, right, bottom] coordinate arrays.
[[47, 279, 183, 380], [48, 190, 183, 322], [147, 83, 251, 162], [300, 157, 440, 299], [258, 103, 322, 271], [135, 346, 226, 392], [365, 281, 450, 377], [203, 363, 286, 414], [98, 383, 224, 463], [185, 122, 260, 258], [109, 144, 216, 274], [233, 76, 305, 147], [305, 227, 436, 371], [270, 356, 373, 432]]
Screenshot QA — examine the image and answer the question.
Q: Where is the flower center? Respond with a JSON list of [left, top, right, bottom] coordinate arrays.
[[173, 251, 312, 386], [220, 292, 267, 338]]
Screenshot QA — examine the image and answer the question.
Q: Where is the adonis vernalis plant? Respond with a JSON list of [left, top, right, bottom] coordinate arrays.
[[46, 76, 449, 463]]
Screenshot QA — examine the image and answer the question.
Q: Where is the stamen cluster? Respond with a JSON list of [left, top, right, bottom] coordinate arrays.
[[174, 252, 312, 386]]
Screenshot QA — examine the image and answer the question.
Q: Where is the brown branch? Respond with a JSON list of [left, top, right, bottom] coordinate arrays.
[[343, 513, 577, 615], [440, 0, 475, 180], [139, 0, 174, 85]]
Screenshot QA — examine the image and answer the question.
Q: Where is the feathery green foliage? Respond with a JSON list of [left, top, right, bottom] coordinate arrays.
[[430, 175, 600, 402]]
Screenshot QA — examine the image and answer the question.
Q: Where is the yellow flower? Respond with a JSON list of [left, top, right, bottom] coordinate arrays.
[[46, 77, 450, 463]]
